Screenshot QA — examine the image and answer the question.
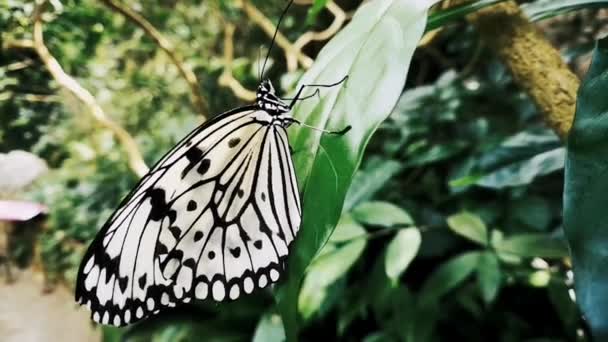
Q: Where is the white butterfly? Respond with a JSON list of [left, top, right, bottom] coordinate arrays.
[[74, 78, 348, 326]]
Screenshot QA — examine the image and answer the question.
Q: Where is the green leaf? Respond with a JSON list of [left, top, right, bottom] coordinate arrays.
[[305, 0, 330, 25], [344, 159, 402, 210], [446, 212, 488, 245], [277, 1, 441, 338], [476, 148, 565, 189], [384, 228, 422, 283], [564, 37, 608, 340], [102, 327, 123, 342], [420, 251, 481, 304], [253, 314, 286, 342], [510, 196, 552, 231], [297, 215, 366, 321], [477, 252, 501, 304], [426, 0, 506, 31], [494, 233, 569, 258], [352, 201, 413, 227], [427, 0, 608, 31], [522, 0, 608, 22], [405, 142, 468, 167]]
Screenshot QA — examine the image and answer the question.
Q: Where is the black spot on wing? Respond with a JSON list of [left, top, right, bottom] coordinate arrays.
[[148, 188, 169, 221], [169, 226, 181, 239], [118, 277, 128, 293], [156, 241, 169, 255], [167, 210, 177, 224], [182, 147, 205, 178], [228, 137, 241, 148], [138, 274, 147, 289], [254, 240, 263, 249], [183, 258, 196, 268], [166, 249, 184, 262], [194, 231, 204, 242], [208, 251, 216, 260], [187, 200, 197, 211], [197, 159, 211, 175], [230, 247, 241, 258]]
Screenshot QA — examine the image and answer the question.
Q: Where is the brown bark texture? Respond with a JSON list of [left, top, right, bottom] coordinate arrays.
[[461, 1, 580, 139]]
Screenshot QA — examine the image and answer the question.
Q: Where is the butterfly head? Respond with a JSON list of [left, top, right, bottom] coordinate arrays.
[[257, 79, 289, 115]]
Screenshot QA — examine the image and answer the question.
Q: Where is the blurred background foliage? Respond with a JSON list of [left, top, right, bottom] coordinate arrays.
[[1, 0, 608, 341]]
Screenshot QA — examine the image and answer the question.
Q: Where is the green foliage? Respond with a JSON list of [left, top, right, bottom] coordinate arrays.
[[278, 1, 440, 338], [2, 0, 604, 341], [564, 36, 608, 340]]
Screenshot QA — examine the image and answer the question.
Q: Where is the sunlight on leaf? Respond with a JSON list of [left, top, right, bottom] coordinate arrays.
[[447, 212, 488, 246], [352, 201, 413, 228], [384, 228, 422, 284], [277, 0, 441, 339]]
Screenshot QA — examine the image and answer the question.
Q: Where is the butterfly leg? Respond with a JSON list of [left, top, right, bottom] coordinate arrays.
[[280, 89, 320, 103], [282, 117, 351, 136], [288, 75, 349, 109]]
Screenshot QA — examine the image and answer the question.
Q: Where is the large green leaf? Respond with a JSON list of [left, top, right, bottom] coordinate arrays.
[[297, 215, 366, 321], [277, 0, 441, 339], [564, 37, 608, 340], [475, 148, 565, 189], [522, 0, 608, 21], [426, 0, 608, 32]]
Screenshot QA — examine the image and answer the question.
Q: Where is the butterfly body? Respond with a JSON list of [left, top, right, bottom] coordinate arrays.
[[75, 80, 302, 326]]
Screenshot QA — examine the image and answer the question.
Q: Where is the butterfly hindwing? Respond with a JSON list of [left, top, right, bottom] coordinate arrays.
[[75, 106, 301, 326]]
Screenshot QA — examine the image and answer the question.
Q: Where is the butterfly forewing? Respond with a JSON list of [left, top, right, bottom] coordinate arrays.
[[75, 106, 301, 326]]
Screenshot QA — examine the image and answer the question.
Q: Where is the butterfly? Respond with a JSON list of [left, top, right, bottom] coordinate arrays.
[[74, 2, 349, 327]]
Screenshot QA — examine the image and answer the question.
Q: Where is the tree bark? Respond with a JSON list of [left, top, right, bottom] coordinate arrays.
[[458, 1, 580, 139]]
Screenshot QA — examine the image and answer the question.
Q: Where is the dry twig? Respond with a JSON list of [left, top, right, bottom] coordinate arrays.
[[100, 0, 208, 118], [33, 2, 149, 177], [235, 0, 314, 71], [291, 1, 348, 70], [218, 22, 257, 102]]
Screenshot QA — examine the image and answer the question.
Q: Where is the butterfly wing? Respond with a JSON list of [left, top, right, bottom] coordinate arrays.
[[75, 107, 301, 326]]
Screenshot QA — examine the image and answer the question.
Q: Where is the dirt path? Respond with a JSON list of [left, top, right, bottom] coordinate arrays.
[[0, 269, 100, 342]]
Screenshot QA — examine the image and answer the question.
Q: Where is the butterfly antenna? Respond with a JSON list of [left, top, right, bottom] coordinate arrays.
[[258, 47, 263, 81], [261, 0, 295, 79]]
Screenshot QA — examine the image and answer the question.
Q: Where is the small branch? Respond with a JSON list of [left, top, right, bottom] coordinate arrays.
[[218, 22, 257, 102], [291, 1, 347, 70], [2, 59, 35, 72], [0, 91, 59, 103], [3, 39, 35, 50], [100, 0, 208, 119], [235, 0, 314, 71], [296, 1, 347, 43], [33, 2, 149, 177]]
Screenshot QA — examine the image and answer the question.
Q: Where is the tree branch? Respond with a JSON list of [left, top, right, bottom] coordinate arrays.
[[460, 1, 580, 139], [33, 2, 149, 177], [100, 0, 208, 119], [291, 1, 348, 70], [235, 0, 314, 72], [218, 22, 257, 102]]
